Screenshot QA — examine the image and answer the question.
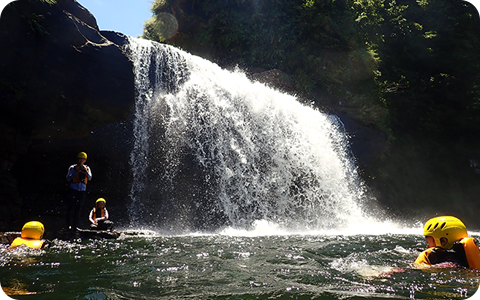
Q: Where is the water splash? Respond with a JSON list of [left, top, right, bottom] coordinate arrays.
[[125, 37, 372, 233]]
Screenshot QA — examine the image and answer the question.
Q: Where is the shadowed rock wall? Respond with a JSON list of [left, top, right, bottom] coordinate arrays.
[[0, 0, 134, 232]]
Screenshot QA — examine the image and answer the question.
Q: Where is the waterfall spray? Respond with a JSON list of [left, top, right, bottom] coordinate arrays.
[[125, 37, 369, 233]]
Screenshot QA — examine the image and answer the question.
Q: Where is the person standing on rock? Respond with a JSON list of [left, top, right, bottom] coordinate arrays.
[[65, 152, 92, 230]]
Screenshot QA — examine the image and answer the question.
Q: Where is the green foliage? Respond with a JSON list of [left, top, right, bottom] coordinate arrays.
[[143, 0, 480, 146], [23, 12, 50, 36], [9, 0, 58, 36], [5, 0, 58, 7], [143, 0, 385, 127], [369, 0, 480, 141], [143, 17, 166, 42]]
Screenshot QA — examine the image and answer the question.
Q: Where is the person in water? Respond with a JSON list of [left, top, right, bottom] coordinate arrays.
[[414, 216, 480, 269], [88, 198, 114, 231], [66, 152, 92, 230], [9, 221, 46, 249]]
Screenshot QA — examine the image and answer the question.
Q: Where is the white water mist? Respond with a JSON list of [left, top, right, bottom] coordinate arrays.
[[125, 37, 370, 232]]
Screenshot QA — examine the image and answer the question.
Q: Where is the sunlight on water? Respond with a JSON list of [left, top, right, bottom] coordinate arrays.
[[218, 219, 421, 237], [1, 233, 478, 300], [124, 37, 389, 233], [118, 217, 422, 240]]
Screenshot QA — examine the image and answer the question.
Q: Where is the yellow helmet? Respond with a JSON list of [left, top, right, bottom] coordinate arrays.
[[423, 216, 467, 249], [96, 198, 106, 204], [77, 152, 88, 159], [21, 221, 45, 240]]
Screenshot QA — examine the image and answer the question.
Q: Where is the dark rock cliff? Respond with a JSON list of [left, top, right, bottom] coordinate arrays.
[[0, 0, 134, 233]]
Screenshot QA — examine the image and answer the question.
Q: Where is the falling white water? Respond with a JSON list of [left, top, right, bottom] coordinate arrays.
[[125, 37, 372, 233]]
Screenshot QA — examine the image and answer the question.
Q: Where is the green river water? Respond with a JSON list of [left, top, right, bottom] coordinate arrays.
[[1, 229, 479, 299]]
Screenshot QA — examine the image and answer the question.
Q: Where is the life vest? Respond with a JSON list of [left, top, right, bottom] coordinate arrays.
[[9, 237, 45, 250], [92, 208, 105, 221], [460, 237, 480, 270], [72, 165, 88, 184], [414, 237, 480, 270]]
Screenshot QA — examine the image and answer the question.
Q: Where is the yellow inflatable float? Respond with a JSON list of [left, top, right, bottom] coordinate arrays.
[[9, 221, 45, 250]]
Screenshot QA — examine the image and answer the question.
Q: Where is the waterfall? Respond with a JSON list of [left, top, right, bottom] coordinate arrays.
[[125, 37, 370, 233]]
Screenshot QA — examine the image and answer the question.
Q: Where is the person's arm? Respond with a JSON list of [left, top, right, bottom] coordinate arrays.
[[66, 165, 77, 181], [88, 209, 96, 224], [85, 165, 92, 181], [95, 208, 108, 222], [414, 250, 431, 265], [411, 248, 433, 268]]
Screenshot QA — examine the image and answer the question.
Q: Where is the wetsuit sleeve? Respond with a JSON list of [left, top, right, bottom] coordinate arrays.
[[66, 165, 76, 181], [89, 209, 95, 224], [414, 249, 432, 266], [85, 166, 92, 180]]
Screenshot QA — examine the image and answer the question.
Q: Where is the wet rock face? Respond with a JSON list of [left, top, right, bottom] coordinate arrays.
[[0, 0, 135, 231]]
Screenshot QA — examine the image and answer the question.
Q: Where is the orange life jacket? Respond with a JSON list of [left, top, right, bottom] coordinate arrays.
[[414, 237, 480, 270], [92, 208, 105, 221], [460, 237, 480, 270], [72, 165, 88, 184], [9, 237, 45, 249]]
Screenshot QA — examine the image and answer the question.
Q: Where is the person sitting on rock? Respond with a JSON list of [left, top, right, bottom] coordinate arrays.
[[9, 221, 46, 250], [414, 216, 480, 270], [88, 198, 114, 231]]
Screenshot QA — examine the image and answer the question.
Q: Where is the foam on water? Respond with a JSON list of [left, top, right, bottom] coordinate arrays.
[[218, 219, 421, 237]]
